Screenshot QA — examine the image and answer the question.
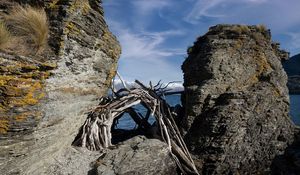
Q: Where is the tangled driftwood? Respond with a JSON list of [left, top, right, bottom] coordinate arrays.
[[73, 77, 199, 174]]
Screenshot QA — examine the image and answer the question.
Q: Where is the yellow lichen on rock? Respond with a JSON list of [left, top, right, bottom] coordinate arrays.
[[104, 63, 118, 87], [48, 0, 60, 9], [0, 118, 9, 134], [97, 30, 122, 60], [67, 0, 91, 15], [65, 22, 81, 35], [0, 56, 55, 134]]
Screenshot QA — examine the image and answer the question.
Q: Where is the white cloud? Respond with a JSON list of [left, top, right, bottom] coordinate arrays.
[[121, 30, 185, 59], [184, 0, 300, 32], [286, 32, 300, 51], [108, 20, 185, 60], [184, 0, 226, 23], [104, 0, 300, 82], [106, 19, 185, 82], [131, 0, 171, 16], [183, 0, 268, 23]]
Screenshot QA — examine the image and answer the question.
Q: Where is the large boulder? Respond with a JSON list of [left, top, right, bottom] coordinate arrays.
[[96, 136, 177, 175], [0, 0, 121, 174], [182, 24, 295, 174]]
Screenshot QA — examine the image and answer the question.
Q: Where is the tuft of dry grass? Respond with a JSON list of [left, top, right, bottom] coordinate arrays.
[[231, 25, 250, 35], [5, 5, 49, 55], [257, 24, 267, 33], [0, 21, 11, 50], [239, 25, 250, 34]]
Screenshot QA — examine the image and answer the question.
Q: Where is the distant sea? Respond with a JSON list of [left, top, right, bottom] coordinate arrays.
[[290, 95, 300, 125], [115, 94, 300, 129]]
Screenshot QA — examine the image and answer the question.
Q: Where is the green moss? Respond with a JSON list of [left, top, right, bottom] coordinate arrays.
[[187, 46, 193, 54]]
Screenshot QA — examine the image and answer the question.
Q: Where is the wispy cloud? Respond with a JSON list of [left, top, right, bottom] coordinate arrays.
[[105, 19, 185, 82], [109, 20, 185, 60], [285, 32, 300, 53], [184, 0, 270, 24], [184, 0, 226, 23], [103, 0, 300, 82], [183, 0, 300, 32], [131, 0, 171, 16]]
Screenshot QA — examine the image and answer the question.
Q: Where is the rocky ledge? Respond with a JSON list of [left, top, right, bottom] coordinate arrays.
[[182, 24, 295, 174], [96, 136, 177, 175]]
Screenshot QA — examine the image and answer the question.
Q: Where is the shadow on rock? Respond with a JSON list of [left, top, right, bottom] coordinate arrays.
[[271, 127, 300, 175]]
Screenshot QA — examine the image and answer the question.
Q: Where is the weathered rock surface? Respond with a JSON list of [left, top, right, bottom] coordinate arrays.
[[96, 136, 177, 175], [182, 24, 295, 174], [0, 0, 121, 174]]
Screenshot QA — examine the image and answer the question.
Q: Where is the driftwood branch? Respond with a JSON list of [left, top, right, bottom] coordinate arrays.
[[72, 80, 199, 175]]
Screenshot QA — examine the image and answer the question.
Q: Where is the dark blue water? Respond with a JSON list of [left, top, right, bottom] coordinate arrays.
[[114, 95, 181, 130], [290, 95, 300, 125], [115, 94, 300, 129]]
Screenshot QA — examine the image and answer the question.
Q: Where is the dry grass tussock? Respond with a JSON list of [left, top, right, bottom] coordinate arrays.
[[3, 5, 49, 55], [0, 21, 11, 49], [257, 24, 267, 32]]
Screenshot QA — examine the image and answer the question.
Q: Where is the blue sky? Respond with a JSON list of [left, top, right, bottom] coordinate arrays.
[[103, 0, 300, 83]]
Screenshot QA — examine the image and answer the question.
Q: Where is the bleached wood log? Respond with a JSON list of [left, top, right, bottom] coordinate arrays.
[[72, 79, 199, 175]]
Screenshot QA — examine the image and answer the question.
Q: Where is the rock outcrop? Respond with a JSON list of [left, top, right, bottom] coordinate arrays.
[[0, 0, 121, 174], [182, 24, 295, 174], [96, 136, 177, 175]]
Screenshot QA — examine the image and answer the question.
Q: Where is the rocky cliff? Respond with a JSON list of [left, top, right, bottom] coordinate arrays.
[[182, 24, 295, 174], [0, 0, 121, 174]]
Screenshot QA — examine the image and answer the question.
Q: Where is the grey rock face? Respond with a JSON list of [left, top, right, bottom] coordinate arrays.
[[96, 136, 177, 175], [182, 24, 295, 174], [0, 0, 121, 174]]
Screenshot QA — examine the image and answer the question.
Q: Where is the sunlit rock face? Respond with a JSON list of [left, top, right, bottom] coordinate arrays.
[[182, 24, 295, 174], [0, 0, 121, 174]]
